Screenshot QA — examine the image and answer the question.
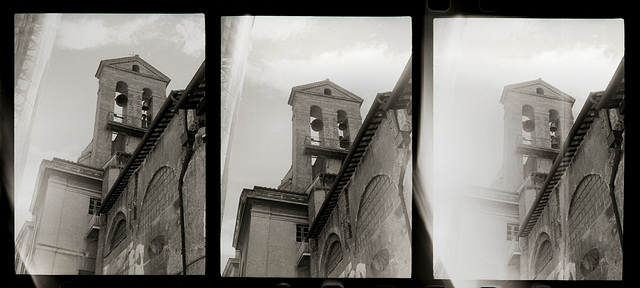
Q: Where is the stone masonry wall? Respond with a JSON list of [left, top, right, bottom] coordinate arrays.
[[520, 108, 623, 280], [96, 108, 206, 275], [311, 107, 412, 278]]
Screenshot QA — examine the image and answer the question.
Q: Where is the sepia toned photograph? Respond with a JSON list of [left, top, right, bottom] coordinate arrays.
[[13, 14, 205, 275], [429, 18, 624, 282], [220, 16, 412, 277]]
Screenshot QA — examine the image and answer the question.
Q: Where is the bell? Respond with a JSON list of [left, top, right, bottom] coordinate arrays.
[[549, 121, 557, 132], [338, 121, 348, 131], [115, 94, 128, 107], [522, 119, 535, 132], [142, 100, 150, 111], [339, 138, 349, 148], [310, 119, 324, 131]]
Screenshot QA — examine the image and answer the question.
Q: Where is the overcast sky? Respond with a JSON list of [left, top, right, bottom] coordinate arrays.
[[428, 18, 624, 279], [14, 14, 205, 238], [220, 16, 412, 272]]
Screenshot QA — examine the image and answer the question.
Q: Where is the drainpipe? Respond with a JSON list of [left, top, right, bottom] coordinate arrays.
[[594, 56, 624, 249], [608, 145, 623, 249], [177, 109, 194, 275], [603, 108, 624, 250]]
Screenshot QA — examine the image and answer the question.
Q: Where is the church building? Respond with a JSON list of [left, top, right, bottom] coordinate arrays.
[[439, 57, 624, 281], [223, 58, 412, 278], [15, 55, 206, 275]]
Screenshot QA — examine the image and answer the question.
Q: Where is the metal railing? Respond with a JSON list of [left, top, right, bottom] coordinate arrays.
[[504, 238, 521, 265], [296, 241, 311, 266], [107, 111, 150, 128], [516, 135, 560, 150], [304, 136, 350, 150], [104, 151, 131, 169], [86, 212, 100, 239]]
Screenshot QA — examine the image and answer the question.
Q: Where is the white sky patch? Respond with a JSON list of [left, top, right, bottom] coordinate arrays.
[[246, 44, 410, 101], [111, 15, 161, 45], [55, 14, 204, 58], [56, 17, 111, 50], [171, 17, 206, 57], [251, 16, 313, 41]]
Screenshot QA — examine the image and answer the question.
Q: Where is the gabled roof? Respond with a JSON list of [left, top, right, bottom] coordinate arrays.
[[500, 78, 575, 104], [287, 79, 364, 106], [95, 54, 171, 84]]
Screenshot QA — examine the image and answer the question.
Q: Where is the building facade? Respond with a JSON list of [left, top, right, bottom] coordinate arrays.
[[224, 58, 412, 278], [229, 186, 309, 277], [15, 158, 103, 274], [15, 55, 206, 275]]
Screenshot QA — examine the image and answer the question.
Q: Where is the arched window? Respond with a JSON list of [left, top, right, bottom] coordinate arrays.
[[549, 109, 559, 149], [132, 64, 140, 72], [522, 105, 535, 144], [324, 236, 343, 276], [568, 175, 608, 242], [536, 87, 544, 94], [142, 88, 153, 128], [568, 174, 611, 274], [110, 212, 127, 250], [142, 166, 178, 230], [324, 88, 332, 95], [139, 166, 178, 273], [337, 110, 349, 148], [114, 81, 129, 123], [535, 240, 553, 276], [309, 106, 323, 145], [356, 175, 396, 254]]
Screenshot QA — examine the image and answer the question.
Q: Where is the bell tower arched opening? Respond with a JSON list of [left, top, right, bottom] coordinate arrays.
[[114, 81, 128, 123]]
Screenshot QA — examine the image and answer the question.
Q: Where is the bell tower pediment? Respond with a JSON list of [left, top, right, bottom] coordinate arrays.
[[500, 78, 575, 105], [287, 79, 364, 106], [95, 55, 171, 84]]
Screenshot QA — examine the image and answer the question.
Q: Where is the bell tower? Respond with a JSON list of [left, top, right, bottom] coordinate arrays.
[[79, 55, 171, 169], [498, 78, 575, 192], [285, 79, 364, 193]]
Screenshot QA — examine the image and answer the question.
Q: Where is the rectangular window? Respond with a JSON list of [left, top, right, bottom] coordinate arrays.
[[88, 198, 101, 215], [296, 224, 309, 242], [507, 223, 519, 242]]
